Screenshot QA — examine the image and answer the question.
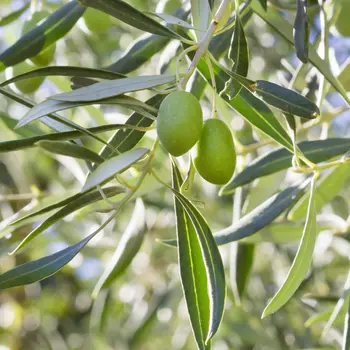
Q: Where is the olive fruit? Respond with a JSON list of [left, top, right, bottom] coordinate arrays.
[[193, 119, 236, 185], [12, 62, 44, 94], [157, 91, 203, 157], [22, 11, 56, 66]]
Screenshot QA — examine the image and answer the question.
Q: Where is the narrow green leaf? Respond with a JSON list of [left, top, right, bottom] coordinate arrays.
[[168, 160, 225, 342], [16, 95, 156, 128], [250, 0, 350, 106], [262, 174, 318, 318], [231, 243, 255, 301], [0, 86, 116, 150], [0, 3, 30, 27], [9, 189, 113, 227], [11, 186, 125, 254], [172, 160, 210, 349], [0, 123, 149, 153], [221, 138, 350, 194], [79, 0, 181, 39], [215, 179, 309, 245], [293, 0, 309, 63], [191, 0, 210, 41], [254, 80, 319, 119], [0, 66, 124, 88], [289, 164, 350, 221], [160, 178, 309, 248], [92, 198, 146, 297], [36, 140, 104, 164], [51, 75, 175, 102], [0, 233, 96, 290], [226, 15, 249, 98], [97, 94, 164, 164], [83, 148, 149, 192], [0, 1, 85, 70]]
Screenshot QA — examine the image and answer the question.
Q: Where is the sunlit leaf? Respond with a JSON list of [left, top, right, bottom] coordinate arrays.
[[191, 0, 210, 41], [83, 148, 149, 192], [167, 160, 226, 341], [172, 160, 210, 349], [262, 174, 318, 317], [51, 75, 175, 102]]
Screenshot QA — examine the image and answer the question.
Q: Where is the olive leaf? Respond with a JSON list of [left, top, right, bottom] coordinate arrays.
[[262, 174, 318, 318], [0, 1, 85, 70]]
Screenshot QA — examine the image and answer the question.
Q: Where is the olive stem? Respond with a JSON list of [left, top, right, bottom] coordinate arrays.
[[176, 45, 198, 90], [180, 0, 233, 88]]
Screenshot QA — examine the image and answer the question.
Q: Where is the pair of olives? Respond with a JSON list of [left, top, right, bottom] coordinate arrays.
[[157, 91, 236, 185]]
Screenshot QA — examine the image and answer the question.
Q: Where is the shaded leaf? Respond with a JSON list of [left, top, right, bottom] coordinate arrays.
[[83, 148, 149, 192], [11, 186, 125, 253], [92, 198, 146, 297], [221, 138, 350, 194], [0, 66, 124, 88], [51, 75, 175, 102], [0, 1, 85, 70], [36, 140, 104, 164], [79, 0, 181, 39], [0, 232, 96, 290], [253, 80, 319, 119], [262, 174, 318, 317], [293, 0, 309, 63]]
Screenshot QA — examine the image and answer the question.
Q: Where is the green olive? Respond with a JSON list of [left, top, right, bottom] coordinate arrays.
[[335, 1, 350, 37], [193, 119, 236, 185], [83, 8, 114, 33], [22, 11, 56, 66], [12, 61, 44, 94], [157, 91, 203, 157]]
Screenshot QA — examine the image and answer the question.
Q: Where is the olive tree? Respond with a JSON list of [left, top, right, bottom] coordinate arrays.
[[0, 0, 349, 349]]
